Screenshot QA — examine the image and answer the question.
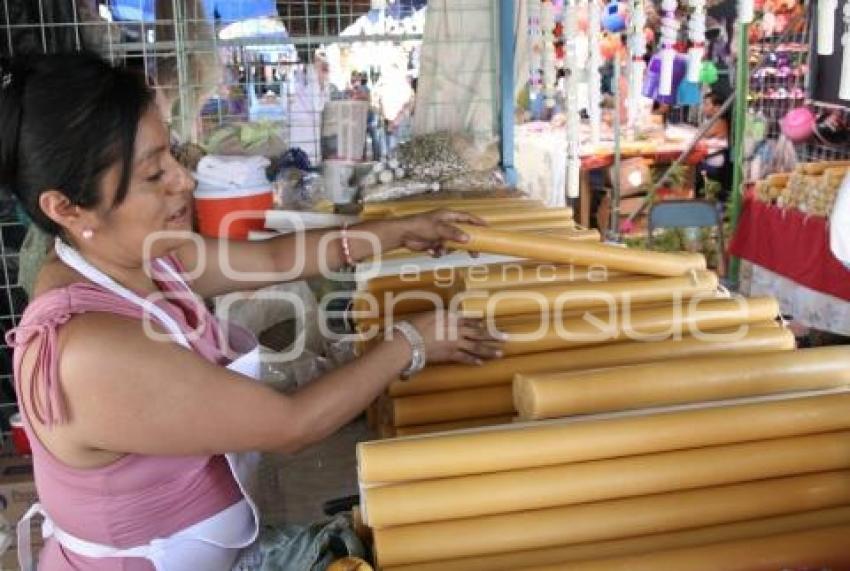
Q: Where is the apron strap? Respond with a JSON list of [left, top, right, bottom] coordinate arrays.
[[54, 239, 191, 349], [17, 502, 42, 571], [17, 502, 164, 568]]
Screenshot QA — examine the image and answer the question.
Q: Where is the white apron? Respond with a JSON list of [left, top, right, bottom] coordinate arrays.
[[17, 240, 263, 571]]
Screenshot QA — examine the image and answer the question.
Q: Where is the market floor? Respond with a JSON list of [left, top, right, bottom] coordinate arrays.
[[254, 417, 374, 525]]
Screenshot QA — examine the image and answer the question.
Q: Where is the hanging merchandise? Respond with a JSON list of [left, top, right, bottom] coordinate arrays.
[[602, 1, 628, 32], [658, 0, 680, 96], [842, 2, 850, 100], [700, 60, 719, 84], [819, 0, 838, 55], [628, 0, 648, 130], [589, 0, 603, 144], [780, 107, 815, 143], [687, 0, 706, 82], [528, 0, 545, 98], [600, 32, 625, 59], [677, 79, 702, 105], [564, 0, 583, 198], [739, 0, 755, 24], [645, 52, 689, 104], [542, 0, 559, 108]]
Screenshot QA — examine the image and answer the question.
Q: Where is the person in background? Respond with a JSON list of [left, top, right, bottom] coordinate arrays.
[[290, 50, 332, 166], [0, 52, 503, 570], [350, 71, 382, 161], [375, 61, 414, 156], [696, 91, 732, 202]]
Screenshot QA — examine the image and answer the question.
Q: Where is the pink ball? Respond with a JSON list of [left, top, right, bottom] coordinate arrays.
[[780, 107, 815, 143]]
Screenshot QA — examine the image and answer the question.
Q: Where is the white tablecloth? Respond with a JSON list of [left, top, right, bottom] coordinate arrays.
[[514, 124, 568, 208], [740, 260, 850, 335]]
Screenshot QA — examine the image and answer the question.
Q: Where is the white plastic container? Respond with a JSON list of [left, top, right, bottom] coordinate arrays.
[[321, 100, 369, 161], [323, 159, 359, 204]]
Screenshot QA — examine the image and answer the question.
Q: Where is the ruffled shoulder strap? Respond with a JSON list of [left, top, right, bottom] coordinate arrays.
[[5, 283, 147, 427]]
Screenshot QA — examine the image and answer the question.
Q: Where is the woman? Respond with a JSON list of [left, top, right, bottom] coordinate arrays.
[[696, 91, 732, 203], [0, 53, 503, 570]]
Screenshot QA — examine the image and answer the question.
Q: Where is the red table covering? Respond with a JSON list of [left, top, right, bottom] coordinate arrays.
[[729, 195, 850, 301]]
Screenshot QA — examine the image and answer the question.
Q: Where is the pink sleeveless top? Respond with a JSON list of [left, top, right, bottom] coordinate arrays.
[[5, 256, 243, 570]]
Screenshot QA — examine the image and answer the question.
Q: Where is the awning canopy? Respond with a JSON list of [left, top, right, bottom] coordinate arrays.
[[109, 0, 277, 23]]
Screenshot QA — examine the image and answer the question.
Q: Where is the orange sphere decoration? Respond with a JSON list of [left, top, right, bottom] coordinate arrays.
[[600, 32, 622, 60]]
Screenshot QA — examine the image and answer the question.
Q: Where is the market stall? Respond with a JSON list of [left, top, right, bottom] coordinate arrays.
[[515, 121, 709, 217], [5, 0, 850, 569], [730, 169, 850, 334]]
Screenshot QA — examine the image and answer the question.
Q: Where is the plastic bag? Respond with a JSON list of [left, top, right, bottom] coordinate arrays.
[[0, 513, 12, 561], [274, 169, 326, 210], [259, 347, 334, 393], [230, 515, 366, 571], [215, 281, 324, 357]]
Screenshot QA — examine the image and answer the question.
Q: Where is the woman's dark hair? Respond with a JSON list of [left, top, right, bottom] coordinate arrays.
[[704, 90, 732, 124], [704, 91, 724, 108], [0, 52, 155, 235]]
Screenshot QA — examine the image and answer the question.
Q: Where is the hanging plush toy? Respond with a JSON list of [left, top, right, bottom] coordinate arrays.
[[700, 60, 719, 85], [627, 0, 647, 129], [602, 1, 628, 32], [600, 31, 624, 59], [687, 0, 706, 83], [563, 0, 583, 198], [739, 0, 755, 24], [658, 0, 680, 96], [589, 0, 603, 144]]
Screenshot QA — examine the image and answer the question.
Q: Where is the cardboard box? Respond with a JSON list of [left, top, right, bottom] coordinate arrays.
[[0, 455, 42, 570], [0, 456, 38, 529], [1, 548, 19, 571]]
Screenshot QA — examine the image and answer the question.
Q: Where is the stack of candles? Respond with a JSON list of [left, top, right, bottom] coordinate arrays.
[[359, 389, 850, 569], [359, 224, 794, 437]]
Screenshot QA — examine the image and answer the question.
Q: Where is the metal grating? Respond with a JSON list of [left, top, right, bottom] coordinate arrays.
[[0, 212, 28, 452], [0, 0, 442, 450]]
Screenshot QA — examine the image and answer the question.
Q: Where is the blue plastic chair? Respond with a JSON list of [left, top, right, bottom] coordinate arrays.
[[647, 199, 725, 275]]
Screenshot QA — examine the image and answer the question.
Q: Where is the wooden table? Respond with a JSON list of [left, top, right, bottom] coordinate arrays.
[[577, 142, 710, 229]]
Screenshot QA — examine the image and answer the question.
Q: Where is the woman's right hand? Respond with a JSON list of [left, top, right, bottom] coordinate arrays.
[[406, 311, 505, 366]]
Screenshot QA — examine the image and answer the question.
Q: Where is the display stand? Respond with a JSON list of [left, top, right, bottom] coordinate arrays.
[[500, 0, 518, 185], [728, 19, 750, 287]]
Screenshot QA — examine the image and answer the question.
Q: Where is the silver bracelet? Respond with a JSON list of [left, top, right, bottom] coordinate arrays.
[[391, 321, 427, 380]]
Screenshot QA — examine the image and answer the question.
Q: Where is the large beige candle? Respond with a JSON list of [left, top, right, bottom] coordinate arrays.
[[364, 431, 850, 528], [519, 524, 850, 571], [393, 415, 515, 437], [501, 296, 780, 356], [460, 263, 630, 291], [361, 198, 543, 218], [380, 506, 850, 571], [389, 204, 567, 219], [515, 346, 850, 420], [535, 228, 601, 240], [372, 471, 850, 566], [390, 325, 793, 397], [459, 272, 719, 318], [363, 270, 455, 294], [489, 218, 576, 232], [390, 386, 515, 427], [447, 225, 706, 277], [357, 393, 850, 484]]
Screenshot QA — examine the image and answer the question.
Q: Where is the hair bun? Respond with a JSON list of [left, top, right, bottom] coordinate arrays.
[[0, 57, 25, 192]]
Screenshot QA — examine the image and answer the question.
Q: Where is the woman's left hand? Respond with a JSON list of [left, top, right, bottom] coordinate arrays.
[[397, 209, 486, 256]]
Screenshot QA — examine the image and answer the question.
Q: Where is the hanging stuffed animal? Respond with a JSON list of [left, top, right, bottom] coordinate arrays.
[[687, 0, 706, 82]]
